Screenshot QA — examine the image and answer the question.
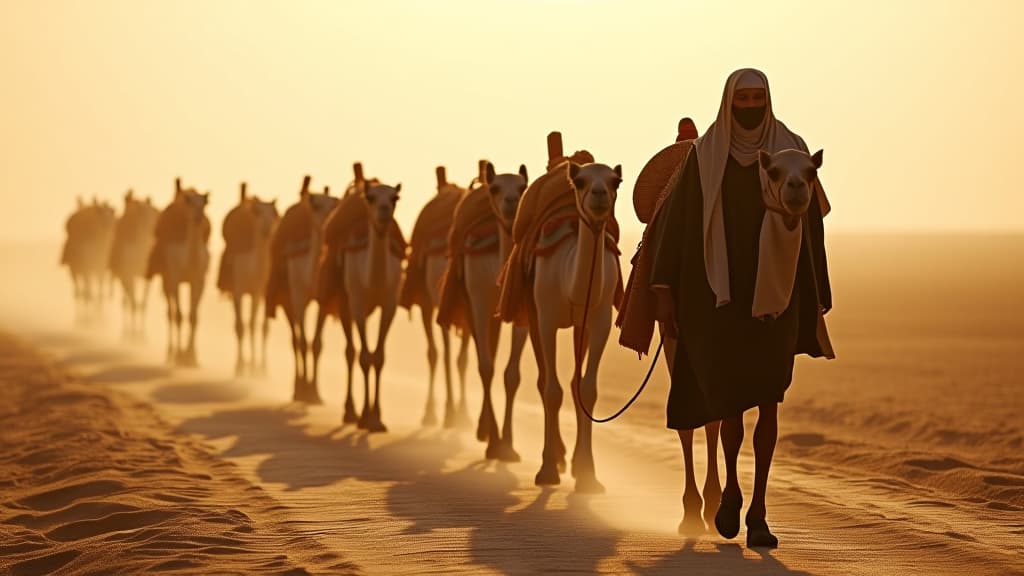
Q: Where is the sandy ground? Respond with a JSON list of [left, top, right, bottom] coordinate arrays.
[[1, 235, 1023, 575]]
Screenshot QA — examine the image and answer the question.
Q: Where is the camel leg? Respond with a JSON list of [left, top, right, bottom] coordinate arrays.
[[350, 299, 372, 429], [454, 331, 472, 429], [421, 304, 439, 427], [287, 314, 303, 401], [703, 420, 723, 528], [185, 280, 203, 366], [677, 429, 705, 535], [140, 277, 151, 337], [295, 307, 319, 403], [534, 308, 562, 486], [496, 325, 527, 462], [233, 294, 245, 375], [260, 297, 271, 376], [471, 307, 501, 455], [440, 326, 455, 428], [571, 304, 611, 494], [529, 296, 564, 473], [310, 305, 329, 403], [367, 302, 396, 433], [340, 312, 359, 424], [249, 294, 259, 376]]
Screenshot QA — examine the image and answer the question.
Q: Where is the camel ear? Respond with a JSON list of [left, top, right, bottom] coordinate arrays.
[[485, 162, 496, 187], [271, 198, 277, 207], [518, 164, 528, 182], [323, 186, 331, 197], [394, 183, 402, 194], [811, 149, 824, 169], [203, 192, 210, 203], [613, 164, 622, 179], [758, 150, 773, 171]]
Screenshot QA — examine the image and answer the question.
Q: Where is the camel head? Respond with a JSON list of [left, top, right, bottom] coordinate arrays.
[[307, 191, 338, 227], [758, 148, 823, 219], [568, 163, 622, 228], [485, 162, 528, 228], [251, 197, 279, 238], [363, 182, 400, 235], [181, 189, 210, 223]]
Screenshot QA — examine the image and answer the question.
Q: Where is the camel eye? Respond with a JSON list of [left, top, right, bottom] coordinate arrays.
[[573, 178, 586, 190]]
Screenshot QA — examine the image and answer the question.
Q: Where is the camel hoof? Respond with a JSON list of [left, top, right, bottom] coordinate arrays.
[[494, 443, 521, 463], [357, 412, 371, 430], [534, 464, 561, 487], [574, 475, 606, 495], [422, 410, 439, 428], [678, 505, 707, 537], [367, 420, 388, 434], [442, 407, 457, 429]]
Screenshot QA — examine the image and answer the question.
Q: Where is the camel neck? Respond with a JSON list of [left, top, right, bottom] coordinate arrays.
[[570, 218, 606, 308], [498, 223, 513, 264], [367, 224, 388, 288]]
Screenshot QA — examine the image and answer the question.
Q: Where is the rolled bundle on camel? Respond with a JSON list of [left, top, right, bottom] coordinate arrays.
[[613, 118, 724, 534], [218, 182, 280, 376], [398, 165, 473, 428], [265, 175, 338, 402], [147, 179, 211, 366], [438, 159, 531, 461], [496, 131, 624, 493]]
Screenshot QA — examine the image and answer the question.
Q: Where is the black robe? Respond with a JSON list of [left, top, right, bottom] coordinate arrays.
[[650, 152, 832, 430]]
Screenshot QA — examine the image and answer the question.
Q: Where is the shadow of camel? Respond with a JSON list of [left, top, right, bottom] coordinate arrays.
[[149, 380, 250, 404], [83, 364, 173, 384], [627, 540, 815, 575], [176, 406, 812, 574]]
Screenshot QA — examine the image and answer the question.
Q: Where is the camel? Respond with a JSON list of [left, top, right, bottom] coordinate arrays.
[[310, 163, 381, 419], [399, 166, 472, 429], [447, 160, 530, 460], [619, 125, 722, 533], [339, 179, 406, 432], [147, 179, 211, 366], [218, 182, 279, 376], [498, 132, 624, 493], [62, 198, 117, 319], [109, 190, 159, 336], [266, 175, 338, 402]]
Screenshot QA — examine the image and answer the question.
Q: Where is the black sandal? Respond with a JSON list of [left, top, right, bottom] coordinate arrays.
[[745, 517, 779, 548], [714, 491, 742, 539]]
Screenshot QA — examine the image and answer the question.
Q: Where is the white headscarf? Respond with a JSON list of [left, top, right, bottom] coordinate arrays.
[[693, 68, 830, 318]]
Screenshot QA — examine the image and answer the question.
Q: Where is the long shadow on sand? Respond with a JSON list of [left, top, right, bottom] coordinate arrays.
[[177, 405, 813, 575]]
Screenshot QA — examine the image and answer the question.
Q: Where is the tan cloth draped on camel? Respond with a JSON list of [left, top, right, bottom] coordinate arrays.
[[314, 193, 407, 318], [435, 182, 496, 331], [399, 184, 465, 311], [217, 203, 257, 293], [146, 202, 211, 280], [496, 151, 623, 327], [695, 68, 831, 318]]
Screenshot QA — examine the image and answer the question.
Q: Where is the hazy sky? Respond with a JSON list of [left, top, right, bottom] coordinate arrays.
[[2, 0, 1022, 244]]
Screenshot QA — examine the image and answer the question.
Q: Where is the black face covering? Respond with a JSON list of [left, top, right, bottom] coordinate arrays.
[[733, 106, 766, 130]]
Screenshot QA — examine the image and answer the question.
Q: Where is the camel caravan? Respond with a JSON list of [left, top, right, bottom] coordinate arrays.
[[58, 103, 831, 547]]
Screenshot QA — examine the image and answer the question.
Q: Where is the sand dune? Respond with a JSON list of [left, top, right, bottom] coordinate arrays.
[[0, 335, 356, 575], [1, 236, 1024, 575]]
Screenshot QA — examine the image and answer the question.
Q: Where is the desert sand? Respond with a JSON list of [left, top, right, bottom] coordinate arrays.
[[1, 234, 1022, 575]]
